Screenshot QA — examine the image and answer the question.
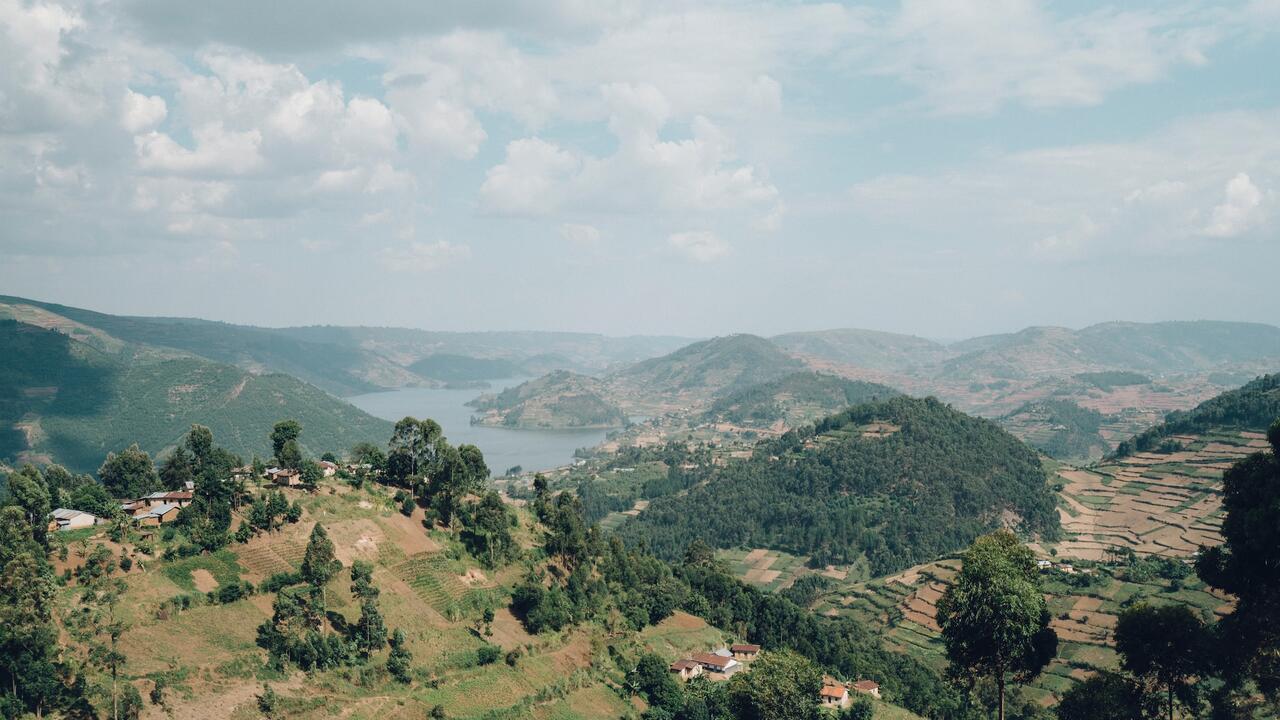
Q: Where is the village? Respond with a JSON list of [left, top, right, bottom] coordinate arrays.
[[45, 460, 349, 533], [667, 643, 882, 711]]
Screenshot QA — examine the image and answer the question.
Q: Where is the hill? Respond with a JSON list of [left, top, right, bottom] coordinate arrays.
[[609, 334, 805, 405], [619, 395, 1059, 575], [999, 399, 1109, 461], [406, 353, 522, 383], [704, 372, 899, 427], [0, 295, 696, 395], [0, 319, 391, 472], [469, 370, 627, 429], [771, 328, 951, 373], [1115, 372, 1280, 457], [942, 321, 1280, 381]]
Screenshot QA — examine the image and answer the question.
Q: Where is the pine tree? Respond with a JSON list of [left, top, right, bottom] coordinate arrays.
[[301, 524, 341, 632]]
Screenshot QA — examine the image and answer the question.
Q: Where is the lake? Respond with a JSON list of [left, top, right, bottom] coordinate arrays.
[[345, 379, 608, 476]]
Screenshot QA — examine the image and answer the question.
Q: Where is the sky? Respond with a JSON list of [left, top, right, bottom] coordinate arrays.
[[1, 0, 1278, 340]]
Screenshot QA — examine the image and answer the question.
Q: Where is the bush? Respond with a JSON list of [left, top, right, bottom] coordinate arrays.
[[477, 645, 501, 666], [259, 571, 303, 593]]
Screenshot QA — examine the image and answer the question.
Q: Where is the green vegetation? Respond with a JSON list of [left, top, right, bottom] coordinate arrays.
[[0, 319, 392, 472], [621, 396, 1059, 574], [705, 371, 898, 426], [1115, 373, 1280, 456], [1001, 400, 1107, 461], [469, 370, 626, 429], [611, 333, 805, 399], [407, 354, 521, 382]]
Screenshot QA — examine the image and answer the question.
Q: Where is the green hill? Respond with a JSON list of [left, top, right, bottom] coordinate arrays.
[[0, 319, 391, 472], [704, 372, 899, 426], [771, 328, 951, 373], [406, 353, 522, 383], [620, 395, 1059, 575], [1115, 372, 1280, 456], [999, 399, 1108, 461], [610, 334, 805, 401], [469, 370, 627, 429]]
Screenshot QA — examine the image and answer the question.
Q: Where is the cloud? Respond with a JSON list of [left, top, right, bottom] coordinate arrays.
[[378, 240, 471, 273], [559, 223, 601, 248], [667, 230, 729, 263], [479, 84, 780, 222], [1204, 173, 1265, 238], [135, 123, 263, 175], [848, 111, 1280, 262], [876, 0, 1223, 114], [121, 89, 167, 132]]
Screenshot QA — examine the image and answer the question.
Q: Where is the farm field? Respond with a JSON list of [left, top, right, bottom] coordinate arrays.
[[717, 547, 811, 592], [1050, 427, 1263, 561], [811, 555, 1231, 707]]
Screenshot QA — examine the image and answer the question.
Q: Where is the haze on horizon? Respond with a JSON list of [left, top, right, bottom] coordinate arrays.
[[2, 0, 1278, 340]]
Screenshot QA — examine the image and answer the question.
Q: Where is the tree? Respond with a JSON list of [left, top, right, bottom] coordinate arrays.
[[185, 424, 214, 470], [386, 417, 443, 483], [68, 481, 115, 518], [631, 653, 683, 712], [462, 491, 516, 567], [301, 524, 341, 631], [349, 443, 386, 471], [1197, 418, 1280, 702], [458, 444, 489, 483], [1115, 603, 1210, 720], [4, 465, 51, 547], [0, 549, 61, 717], [159, 446, 195, 491], [271, 420, 302, 461], [300, 460, 323, 486], [98, 444, 160, 499], [727, 650, 822, 720], [935, 530, 1057, 720], [1056, 671, 1155, 720], [387, 628, 413, 683], [277, 440, 303, 472]]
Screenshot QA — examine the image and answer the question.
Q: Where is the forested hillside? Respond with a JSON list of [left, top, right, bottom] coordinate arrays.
[[621, 396, 1059, 575], [469, 370, 627, 428], [704, 372, 899, 426], [610, 334, 805, 400], [0, 320, 391, 471], [407, 353, 522, 382], [999, 399, 1108, 461], [1115, 373, 1280, 456]]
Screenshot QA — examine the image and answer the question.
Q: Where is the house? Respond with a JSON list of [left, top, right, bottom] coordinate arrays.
[[851, 680, 881, 699], [317, 460, 338, 477], [669, 659, 703, 681], [731, 643, 760, 660], [820, 685, 850, 709], [230, 465, 256, 483], [271, 468, 303, 487], [133, 503, 181, 527], [1036, 559, 1053, 570], [138, 490, 193, 508], [48, 508, 98, 532], [690, 652, 742, 677]]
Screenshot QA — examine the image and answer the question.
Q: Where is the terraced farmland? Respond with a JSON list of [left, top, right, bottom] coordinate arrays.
[[392, 552, 488, 614], [1052, 428, 1265, 561], [717, 547, 811, 591], [816, 558, 1228, 706]]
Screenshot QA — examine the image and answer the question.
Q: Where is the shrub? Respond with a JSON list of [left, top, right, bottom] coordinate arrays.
[[477, 645, 501, 666]]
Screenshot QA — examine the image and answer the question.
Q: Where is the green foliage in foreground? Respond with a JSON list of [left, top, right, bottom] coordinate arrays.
[[622, 396, 1059, 574]]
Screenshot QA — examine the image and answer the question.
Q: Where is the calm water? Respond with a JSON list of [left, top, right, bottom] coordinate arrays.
[[345, 379, 608, 476]]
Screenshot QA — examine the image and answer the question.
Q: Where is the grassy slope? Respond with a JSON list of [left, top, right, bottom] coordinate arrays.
[[470, 371, 627, 429], [0, 319, 391, 471]]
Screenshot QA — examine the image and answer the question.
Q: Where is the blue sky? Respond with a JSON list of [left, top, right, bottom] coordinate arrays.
[[1, 0, 1277, 339]]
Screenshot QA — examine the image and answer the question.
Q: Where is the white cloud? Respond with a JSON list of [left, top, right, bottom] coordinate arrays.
[[876, 0, 1222, 114], [1204, 173, 1264, 238], [479, 84, 780, 222], [379, 240, 471, 273], [135, 123, 264, 175], [667, 230, 729, 263], [121, 89, 167, 132], [559, 223, 601, 248]]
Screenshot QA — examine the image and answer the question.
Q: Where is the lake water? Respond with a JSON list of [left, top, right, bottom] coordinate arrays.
[[345, 379, 608, 476]]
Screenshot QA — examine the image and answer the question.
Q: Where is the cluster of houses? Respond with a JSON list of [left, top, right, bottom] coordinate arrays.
[[667, 644, 880, 709]]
